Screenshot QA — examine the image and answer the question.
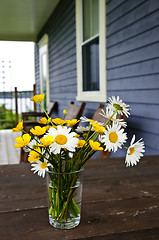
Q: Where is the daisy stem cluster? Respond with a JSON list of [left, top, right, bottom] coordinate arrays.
[[12, 94, 145, 224]]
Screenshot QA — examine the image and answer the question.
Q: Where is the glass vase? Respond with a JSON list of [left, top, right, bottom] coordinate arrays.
[[46, 168, 84, 229]]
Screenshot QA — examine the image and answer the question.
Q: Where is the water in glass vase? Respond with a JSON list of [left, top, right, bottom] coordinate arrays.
[[47, 169, 83, 229]]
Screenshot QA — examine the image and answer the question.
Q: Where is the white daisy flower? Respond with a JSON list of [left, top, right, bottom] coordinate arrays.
[[101, 122, 127, 152], [46, 125, 79, 154], [107, 96, 130, 117], [80, 116, 90, 122], [76, 126, 90, 132], [31, 159, 50, 178], [100, 107, 127, 128], [80, 116, 105, 130], [69, 152, 73, 158], [125, 135, 145, 167]]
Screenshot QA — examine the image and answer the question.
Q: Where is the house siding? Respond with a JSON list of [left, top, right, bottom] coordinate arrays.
[[107, 0, 159, 156], [35, 0, 159, 157], [35, 0, 78, 118]]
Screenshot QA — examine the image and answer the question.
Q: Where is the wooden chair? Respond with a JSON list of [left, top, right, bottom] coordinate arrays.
[[92, 103, 107, 123], [65, 101, 86, 128], [92, 103, 127, 159], [92, 104, 111, 158]]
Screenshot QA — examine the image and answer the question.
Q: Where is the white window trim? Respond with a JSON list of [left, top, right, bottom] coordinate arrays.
[[76, 0, 107, 102], [38, 34, 50, 106]]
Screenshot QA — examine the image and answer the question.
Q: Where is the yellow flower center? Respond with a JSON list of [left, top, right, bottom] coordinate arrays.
[[55, 134, 67, 145], [128, 147, 135, 155], [41, 162, 47, 169], [109, 132, 118, 143]]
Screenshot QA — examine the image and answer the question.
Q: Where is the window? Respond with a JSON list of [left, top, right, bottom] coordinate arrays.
[[39, 34, 50, 108], [76, 0, 106, 102]]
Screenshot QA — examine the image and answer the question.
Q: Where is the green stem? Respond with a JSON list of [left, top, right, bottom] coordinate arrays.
[[39, 102, 54, 126], [122, 145, 128, 150], [104, 109, 118, 126]]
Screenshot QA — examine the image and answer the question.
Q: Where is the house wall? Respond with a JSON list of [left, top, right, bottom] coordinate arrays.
[[35, 0, 159, 157], [35, 0, 78, 115], [107, 0, 159, 156]]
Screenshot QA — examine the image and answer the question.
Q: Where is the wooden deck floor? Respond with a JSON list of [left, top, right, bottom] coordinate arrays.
[[0, 130, 21, 165]]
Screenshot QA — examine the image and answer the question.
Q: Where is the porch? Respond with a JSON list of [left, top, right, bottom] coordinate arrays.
[[0, 86, 36, 165]]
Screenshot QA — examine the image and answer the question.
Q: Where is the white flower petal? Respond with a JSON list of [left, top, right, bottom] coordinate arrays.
[[100, 122, 127, 153], [125, 136, 145, 167]]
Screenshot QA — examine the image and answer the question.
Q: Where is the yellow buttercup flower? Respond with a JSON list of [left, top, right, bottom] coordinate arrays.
[[92, 123, 106, 134], [44, 126, 52, 131], [12, 120, 23, 132], [39, 136, 54, 147], [77, 140, 86, 148], [14, 134, 31, 148], [63, 109, 68, 115], [28, 147, 41, 162], [89, 119, 96, 124], [30, 94, 45, 103], [89, 140, 103, 151], [74, 134, 80, 138], [30, 126, 46, 135], [66, 119, 79, 127], [38, 117, 51, 125], [52, 118, 66, 125]]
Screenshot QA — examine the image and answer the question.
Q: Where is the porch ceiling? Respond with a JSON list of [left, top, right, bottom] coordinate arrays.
[[0, 0, 59, 42]]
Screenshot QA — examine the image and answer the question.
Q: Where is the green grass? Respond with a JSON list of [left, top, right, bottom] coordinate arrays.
[[0, 104, 20, 129]]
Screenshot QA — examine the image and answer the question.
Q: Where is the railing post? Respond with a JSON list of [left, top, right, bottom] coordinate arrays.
[[33, 84, 36, 112], [15, 87, 18, 124]]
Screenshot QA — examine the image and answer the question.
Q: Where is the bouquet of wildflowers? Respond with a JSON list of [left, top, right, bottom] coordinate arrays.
[[12, 94, 145, 227]]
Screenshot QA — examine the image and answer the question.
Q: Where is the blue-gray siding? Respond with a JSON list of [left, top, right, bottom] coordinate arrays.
[[35, 0, 159, 157], [107, 0, 159, 156], [36, 0, 78, 116]]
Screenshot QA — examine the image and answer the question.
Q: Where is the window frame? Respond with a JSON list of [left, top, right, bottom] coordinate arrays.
[[38, 34, 50, 107], [76, 0, 107, 102]]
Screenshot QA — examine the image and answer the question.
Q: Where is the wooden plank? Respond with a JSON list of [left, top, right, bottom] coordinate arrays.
[[0, 156, 159, 239], [46, 2, 75, 48], [107, 58, 159, 78], [51, 46, 76, 67], [107, 42, 159, 69], [14, 87, 18, 124], [126, 103, 159, 120], [50, 93, 77, 101], [51, 61, 76, 78], [107, 0, 127, 15], [107, 74, 159, 90], [127, 116, 159, 135], [0, 197, 159, 240], [0, 163, 46, 212], [107, 10, 159, 46], [108, 89, 159, 104], [77, 229, 159, 240], [52, 55, 76, 73], [1, 156, 159, 212], [50, 74, 76, 86], [107, 0, 147, 25], [126, 129, 159, 152], [51, 85, 77, 94], [107, 0, 158, 32], [107, 26, 159, 58]]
